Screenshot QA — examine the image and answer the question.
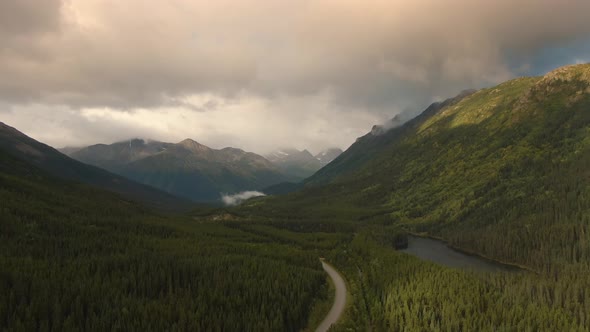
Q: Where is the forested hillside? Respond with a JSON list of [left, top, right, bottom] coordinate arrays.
[[237, 64, 590, 330], [254, 64, 590, 271], [326, 230, 590, 331], [0, 151, 332, 331], [0, 123, 189, 211]]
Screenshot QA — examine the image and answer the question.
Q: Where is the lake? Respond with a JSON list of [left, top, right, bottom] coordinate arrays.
[[401, 235, 518, 272]]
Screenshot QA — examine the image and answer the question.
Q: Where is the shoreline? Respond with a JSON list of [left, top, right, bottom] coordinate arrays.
[[406, 231, 539, 274]]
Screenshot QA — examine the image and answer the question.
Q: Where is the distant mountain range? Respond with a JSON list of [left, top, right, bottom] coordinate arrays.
[[0, 122, 190, 211], [0, 120, 341, 205], [265, 148, 342, 180], [62, 139, 293, 202]]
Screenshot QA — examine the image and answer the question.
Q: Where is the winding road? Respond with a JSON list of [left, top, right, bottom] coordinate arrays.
[[316, 260, 347, 332]]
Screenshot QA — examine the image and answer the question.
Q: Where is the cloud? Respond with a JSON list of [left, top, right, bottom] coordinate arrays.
[[221, 191, 266, 206], [2, 0, 590, 151], [2, 94, 380, 154], [3, 0, 590, 109]]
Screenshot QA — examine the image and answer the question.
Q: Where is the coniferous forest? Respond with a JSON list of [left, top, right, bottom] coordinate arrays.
[[0, 153, 330, 331]]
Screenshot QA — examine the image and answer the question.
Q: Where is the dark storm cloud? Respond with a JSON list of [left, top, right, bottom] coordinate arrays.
[[1, 0, 590, 111], [1, 0, 590, 151], [0, 0, 62, 36]]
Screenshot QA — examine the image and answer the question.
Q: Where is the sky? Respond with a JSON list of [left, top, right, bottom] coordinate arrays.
[[1, 0, 590, 154]]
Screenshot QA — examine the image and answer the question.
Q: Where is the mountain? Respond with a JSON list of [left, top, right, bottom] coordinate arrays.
[[304, 89, 477, 187], [315, 148, 343, 167], [262, 147, 343, 195], [0, 122, 190, 211], [61, 139, 174, 172], [265, 148, 321, 179], [66, 138, 290, 202], [249, 63, 590, 271], [58, 146, 83, 155], [266, 148, 342, 180]]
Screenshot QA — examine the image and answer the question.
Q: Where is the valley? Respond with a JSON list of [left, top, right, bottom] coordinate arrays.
[[1, 63, 590, 331]]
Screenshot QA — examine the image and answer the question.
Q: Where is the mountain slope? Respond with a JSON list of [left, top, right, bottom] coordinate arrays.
[[249, 63, 590, 271], [266, 148, 322, 180], [65, 139, 174, 172], [315, 148, 343, 167], [262, 148, 343, 195], [0, 122, 190, 211], [67, 138, 290, 202], [304, 89, 476, 187]]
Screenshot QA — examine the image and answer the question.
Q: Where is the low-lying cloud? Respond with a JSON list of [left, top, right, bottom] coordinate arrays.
[[221, 191, 266, 206]]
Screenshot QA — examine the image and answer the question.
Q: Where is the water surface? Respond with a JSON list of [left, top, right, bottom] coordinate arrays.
[[401, 235, 517, 272]]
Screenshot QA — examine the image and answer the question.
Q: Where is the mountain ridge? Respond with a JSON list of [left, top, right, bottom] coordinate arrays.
[[303, 89, 477, 187], [0, 122, 191, 211], [265, 147, 343, 180], [66, 137, 291, 202]]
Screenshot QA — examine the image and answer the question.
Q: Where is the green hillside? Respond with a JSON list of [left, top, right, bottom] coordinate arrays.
[[304, 89, 476, 187], [252, 64, 590, 269], [235, 64, 590, 330], [0, 123, 190, 212], [0, 151, 334, 331]]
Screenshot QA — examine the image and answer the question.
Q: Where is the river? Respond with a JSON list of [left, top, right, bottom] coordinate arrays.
[[401, 235, 518, 272]]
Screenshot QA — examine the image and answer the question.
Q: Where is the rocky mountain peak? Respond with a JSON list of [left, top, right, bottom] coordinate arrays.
[[177, 138, 210, 153]]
